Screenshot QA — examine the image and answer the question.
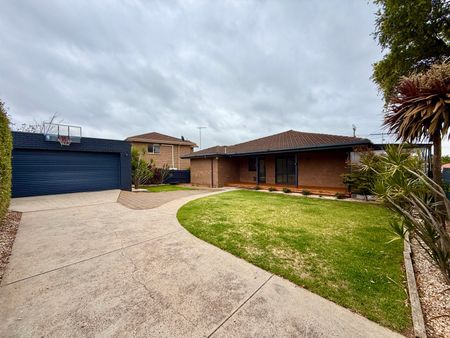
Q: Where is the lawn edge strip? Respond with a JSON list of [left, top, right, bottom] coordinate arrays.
[[403, 237, 427, 338]]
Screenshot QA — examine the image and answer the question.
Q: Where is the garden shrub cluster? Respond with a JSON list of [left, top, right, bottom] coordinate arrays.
[[334, 192, 346, 199], [131, 146, 171, 188], [0, 101, 12, 222]]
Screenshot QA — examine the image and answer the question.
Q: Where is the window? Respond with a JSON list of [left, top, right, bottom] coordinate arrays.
[[276, 156, 296, 185], [147, 144, 161, 154], [248, 158, 256, 171]]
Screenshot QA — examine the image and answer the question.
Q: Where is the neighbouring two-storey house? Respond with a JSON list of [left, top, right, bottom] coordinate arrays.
[[126, 132, 197, 170]]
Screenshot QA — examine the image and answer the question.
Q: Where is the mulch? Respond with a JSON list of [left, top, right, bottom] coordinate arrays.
[[0, 211, 21, 283], [411, 238, 450, 338]]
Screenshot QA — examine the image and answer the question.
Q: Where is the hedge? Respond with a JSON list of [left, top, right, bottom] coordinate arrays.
[[0, 101, 12, 222]]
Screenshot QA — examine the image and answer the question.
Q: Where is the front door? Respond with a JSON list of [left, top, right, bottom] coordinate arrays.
[[258, 158, 266, 183]]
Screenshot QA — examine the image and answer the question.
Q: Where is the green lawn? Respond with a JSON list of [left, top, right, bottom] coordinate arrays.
[[177, 190, 411, 333], [142, 185, 194, 192]]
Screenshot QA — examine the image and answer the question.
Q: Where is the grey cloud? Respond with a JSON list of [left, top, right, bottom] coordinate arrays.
[[1, 0, 422, 150]]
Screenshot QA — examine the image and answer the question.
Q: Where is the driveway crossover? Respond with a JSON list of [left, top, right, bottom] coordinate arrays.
[[0, 190, 403, 337]]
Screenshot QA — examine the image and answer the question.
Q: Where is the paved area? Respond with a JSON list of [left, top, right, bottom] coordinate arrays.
[[1, 190, 403, 337], [10, 189, 121, 212], [118, 189, 209, 209]]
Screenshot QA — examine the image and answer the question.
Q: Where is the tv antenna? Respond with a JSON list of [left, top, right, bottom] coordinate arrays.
[[197, 126, 207, 149]]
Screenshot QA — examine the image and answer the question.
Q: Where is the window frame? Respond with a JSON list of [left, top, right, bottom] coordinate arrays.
[[248, 158, 257, 171], [275, 156, 296, 185], [147, 143, 161, 154]]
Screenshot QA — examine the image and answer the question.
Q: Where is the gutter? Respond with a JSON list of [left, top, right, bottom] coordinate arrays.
[[181, 140, 372, 159]]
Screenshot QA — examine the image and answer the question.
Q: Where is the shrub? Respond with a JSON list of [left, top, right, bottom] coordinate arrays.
[[363, 145, 450, 284], [335, 192, 346, 199], [342, 147, 381, 199], [148, 164, 171, 185], [282, 187, 291, 193], [301, 189, 311, 196], [131, 147, 153, 189], [254, 185, 261, 190], [268, 187, 277, 192], [0, 101, 12, 221]]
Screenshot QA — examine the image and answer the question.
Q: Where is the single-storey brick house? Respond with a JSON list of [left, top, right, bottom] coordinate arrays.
[[126, 132, 197, 170], [182, 130, 372, 195]]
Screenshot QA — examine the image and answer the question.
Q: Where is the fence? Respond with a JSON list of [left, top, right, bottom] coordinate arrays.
[[164, 170, 190, 184], [443, 168, 450, 199]]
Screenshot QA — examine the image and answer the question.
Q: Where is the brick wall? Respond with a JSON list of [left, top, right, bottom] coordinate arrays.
[[298, 150, 347, 188], [191, 158, 213, 186], [131, 142, 193, 169], [190, 149, 349, 189], [238, 156, 276, 185], [239, 158, 256, 183], [217, 158, 240, 186]]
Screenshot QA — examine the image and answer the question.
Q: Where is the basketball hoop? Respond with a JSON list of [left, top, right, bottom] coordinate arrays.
[[58, 135, 72, 146]]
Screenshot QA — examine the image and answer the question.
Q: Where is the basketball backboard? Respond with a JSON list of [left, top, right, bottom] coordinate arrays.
[[43, 123, 82, 145]]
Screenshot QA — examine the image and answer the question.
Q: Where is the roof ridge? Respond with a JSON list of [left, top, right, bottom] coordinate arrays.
[[126, 131, 196, 145]]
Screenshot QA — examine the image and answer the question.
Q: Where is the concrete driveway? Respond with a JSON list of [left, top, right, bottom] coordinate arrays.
[[0, 190, 403, 337]]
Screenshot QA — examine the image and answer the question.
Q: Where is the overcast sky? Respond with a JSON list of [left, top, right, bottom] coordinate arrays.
[[1, 1, 446, 152]]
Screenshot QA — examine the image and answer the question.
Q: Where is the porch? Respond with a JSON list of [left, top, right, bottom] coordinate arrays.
[[194, 149, 352, 196]]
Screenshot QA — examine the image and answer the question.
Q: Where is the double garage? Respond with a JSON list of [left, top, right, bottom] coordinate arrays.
[[12, 132, 131, 198]]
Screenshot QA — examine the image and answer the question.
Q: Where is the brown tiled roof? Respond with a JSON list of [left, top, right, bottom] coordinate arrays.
[[126, 132, 197, 146], [183, 130, 371, 158]]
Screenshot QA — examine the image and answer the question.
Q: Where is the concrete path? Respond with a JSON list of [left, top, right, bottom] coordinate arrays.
[[1, 190, 403, 337], [118, 189, 209, 210]]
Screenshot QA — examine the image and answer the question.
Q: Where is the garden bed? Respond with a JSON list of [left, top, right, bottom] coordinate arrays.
[[0, 211, 21, 283], [412, 239, 450, 337]]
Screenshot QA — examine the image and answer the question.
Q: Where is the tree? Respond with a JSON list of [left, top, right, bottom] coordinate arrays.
[[442, 155, 450, 165], [131, 147, 153, 189], [361, 145, 450, 284], [372, 0, 450, 100], [0, 101, 12, 221], [14, 114, 61, 133], [383, 61, 450, 186]]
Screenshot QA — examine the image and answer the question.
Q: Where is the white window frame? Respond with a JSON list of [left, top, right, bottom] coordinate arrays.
[[147, 143, 161, 154]]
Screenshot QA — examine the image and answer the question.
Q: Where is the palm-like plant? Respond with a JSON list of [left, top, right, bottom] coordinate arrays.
[[360, 146, 450, 284], [384, 61, 450, 185]]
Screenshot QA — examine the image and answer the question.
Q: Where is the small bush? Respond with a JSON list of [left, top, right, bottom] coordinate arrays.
[[0, 101, 12, 222], [282, 187, 291, 193], [254, 185, 261, 190], [301, 189, 311, 196], [335, 192, 346, 199], [268, 187, 277, 192]]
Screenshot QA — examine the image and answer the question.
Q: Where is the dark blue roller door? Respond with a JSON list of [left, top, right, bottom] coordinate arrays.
[[12, 149, 121, 197]]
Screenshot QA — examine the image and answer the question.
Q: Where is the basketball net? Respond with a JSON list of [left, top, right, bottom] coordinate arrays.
[[58, 135, 72, 146]]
